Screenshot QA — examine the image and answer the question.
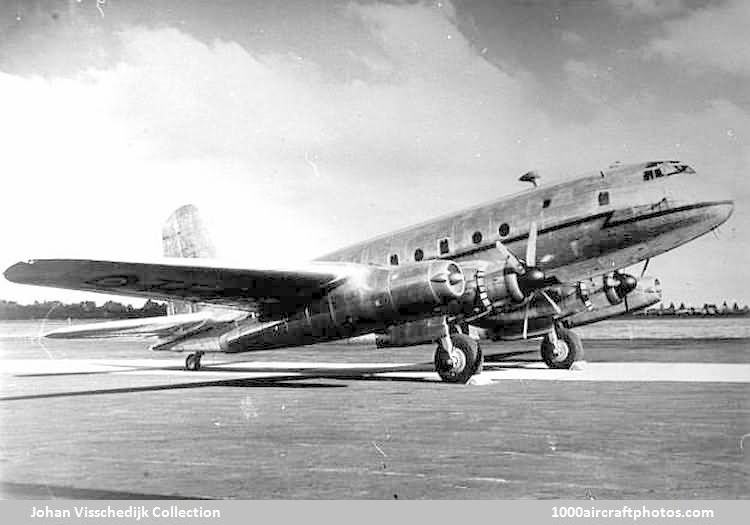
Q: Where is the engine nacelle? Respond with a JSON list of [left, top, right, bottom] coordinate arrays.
[[386, 260, 465, 315], [335, 259, 466, 322], [474, 261, 550, 310], [375, 316, 448, 348], [476, 275, 662, 340], [218, 260, 467, 353], [564, 276, 661, 327]]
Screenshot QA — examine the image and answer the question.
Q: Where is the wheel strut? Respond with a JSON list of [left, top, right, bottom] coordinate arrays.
[[541, 324, 582, 369], [433, 318, 482, 383], [547, 326, 559, 346]]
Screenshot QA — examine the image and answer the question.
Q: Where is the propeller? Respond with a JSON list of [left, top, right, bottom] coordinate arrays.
[[640, 258, 650, 278], [496, 220, 562, 339], [633, 258, 650, 312], [604, 271, 638, 310], [618, 272, 637, 312], [520, 221, 564, 338], [526, 221, 537, 266], [520, 289, 563, 340]]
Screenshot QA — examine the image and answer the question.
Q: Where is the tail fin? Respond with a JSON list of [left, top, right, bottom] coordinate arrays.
[[162, 204, 216, 259], [162, 204, 216, 315]]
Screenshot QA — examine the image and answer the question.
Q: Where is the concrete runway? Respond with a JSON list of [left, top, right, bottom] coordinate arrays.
[[0, 335, 748, 499]]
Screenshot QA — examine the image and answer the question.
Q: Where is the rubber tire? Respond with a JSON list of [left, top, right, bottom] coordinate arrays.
[[541, 326, 583, 369], [434, 333, 483, 384], [185, 353, 201, 371]]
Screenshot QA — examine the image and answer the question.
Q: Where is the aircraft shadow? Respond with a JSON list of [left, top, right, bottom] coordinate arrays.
[[0, 375, 345, 402], [0, 481, 210, 500], [483, 350, 538, 362], [6, 352, 547, 399], [17, 367, 161, 378]]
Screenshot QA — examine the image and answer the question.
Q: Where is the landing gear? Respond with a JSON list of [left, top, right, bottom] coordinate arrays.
[[185, 351, 204, 371], [434, 333, 483, 384], [541, 325, 583, 369]]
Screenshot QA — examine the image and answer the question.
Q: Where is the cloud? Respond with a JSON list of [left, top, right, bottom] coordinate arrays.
[[608, 0, 685, 18], [0, 3, 552, 276], [646, 0, 750, 76], [560, 31, 584, 46], [563, 59, 616, 105], [0, 0, 748, 306]]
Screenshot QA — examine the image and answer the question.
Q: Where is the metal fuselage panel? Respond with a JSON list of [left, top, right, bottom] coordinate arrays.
[[317, 163, 733, 285]]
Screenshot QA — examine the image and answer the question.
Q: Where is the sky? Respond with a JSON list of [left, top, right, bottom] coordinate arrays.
[[0, 0, 748, 307]]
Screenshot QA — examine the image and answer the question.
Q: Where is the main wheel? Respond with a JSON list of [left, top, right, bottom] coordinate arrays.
[[434, 333, 483, 384], [541, 326, 583, 369], [185, 353, 202, 371]]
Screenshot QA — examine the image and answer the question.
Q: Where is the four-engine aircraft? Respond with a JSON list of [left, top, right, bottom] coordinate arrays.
[[4, 160, 733, 383]]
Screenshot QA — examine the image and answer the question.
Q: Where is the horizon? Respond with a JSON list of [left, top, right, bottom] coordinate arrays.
[[4, 294, 750, 311]]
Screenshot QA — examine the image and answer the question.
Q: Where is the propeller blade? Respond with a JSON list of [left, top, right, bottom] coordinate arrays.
[[640, 258, 651, 278], [540, 290, 562, 314], [496, 241, 523, 273], [624, 294, 629, 312], [526, 221, 538, 267], [522, 301, 530, 340]]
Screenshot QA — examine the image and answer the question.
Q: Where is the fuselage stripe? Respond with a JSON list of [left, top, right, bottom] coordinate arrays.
[[442, 200, 731, 261]]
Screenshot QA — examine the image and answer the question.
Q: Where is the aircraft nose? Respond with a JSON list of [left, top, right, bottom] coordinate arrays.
[[710, 200, 734, 228]]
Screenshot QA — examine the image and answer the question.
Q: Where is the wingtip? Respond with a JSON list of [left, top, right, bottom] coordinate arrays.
[[3, 260, 45, 284], [3, 261, 28, 283], [43, 328, 69, 339]]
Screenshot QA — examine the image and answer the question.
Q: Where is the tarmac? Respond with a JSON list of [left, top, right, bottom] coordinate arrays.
[[0, 334, 748, 499]]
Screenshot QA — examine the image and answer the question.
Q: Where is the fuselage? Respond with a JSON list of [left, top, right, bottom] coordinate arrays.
[[318, 160, 733, 285], [207, 160, 735, 353]]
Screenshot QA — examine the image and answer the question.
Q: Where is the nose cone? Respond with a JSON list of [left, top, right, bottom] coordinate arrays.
[[710, 200, 734, 228], [674, 175, 734, 229]]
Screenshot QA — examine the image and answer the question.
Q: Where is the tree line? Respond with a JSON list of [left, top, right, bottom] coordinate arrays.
[[0, 299, 167, 320]]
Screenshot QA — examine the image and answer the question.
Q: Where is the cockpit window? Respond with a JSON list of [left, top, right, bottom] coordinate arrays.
[[643, 161, 694, 182]]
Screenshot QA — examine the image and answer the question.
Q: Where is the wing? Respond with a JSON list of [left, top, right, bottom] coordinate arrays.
[[44, 309, 245, 340], [4, 258, 349, 317]]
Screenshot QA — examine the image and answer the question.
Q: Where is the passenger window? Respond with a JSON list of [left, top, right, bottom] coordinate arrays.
[[654, 169, 663, 178], [542, 199, 551, 209], [598, 191, 609, 206], [472, 231, 483, 244], [498, 223, 510, 237], [439, 238, 450, 255], [389, 254, 399, 266], [414, 248, 424, 261]]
